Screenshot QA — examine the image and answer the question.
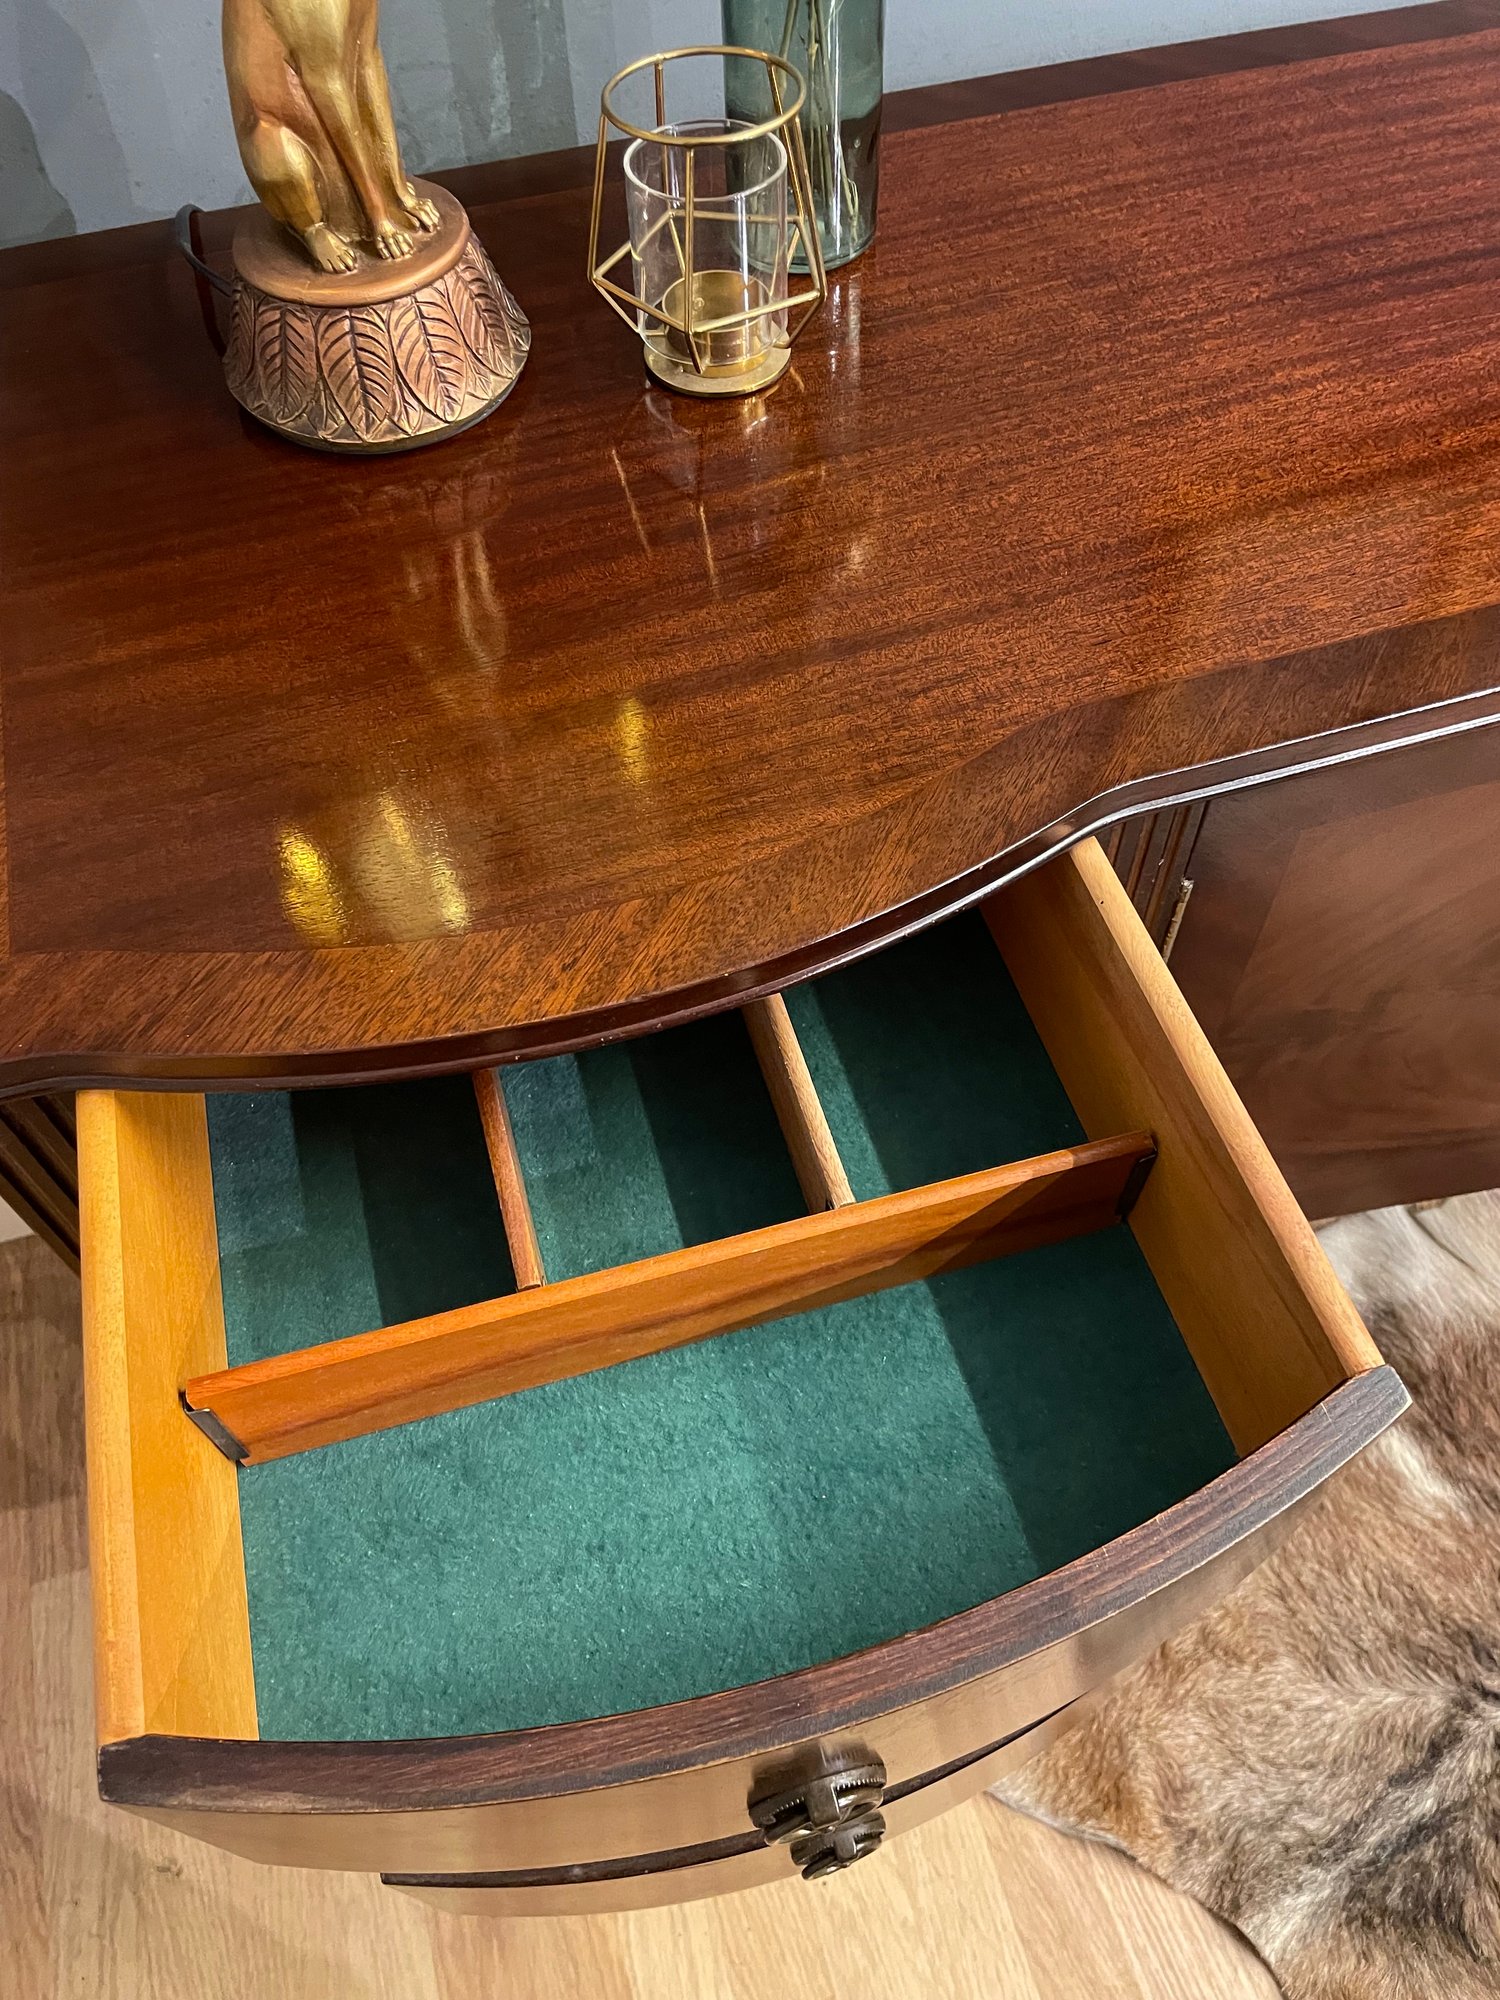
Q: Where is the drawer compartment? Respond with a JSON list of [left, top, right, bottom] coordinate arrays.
[[80, 840, 1403, 1889], [181, 926, 1155, 1462]]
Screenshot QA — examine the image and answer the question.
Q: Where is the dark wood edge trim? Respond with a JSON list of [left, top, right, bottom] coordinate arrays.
[[5, 3, 1493, 296], [96, 1366, 1406, 1815], [378, 1709, 1072, 1889], [20, 685, 1500, 1099]]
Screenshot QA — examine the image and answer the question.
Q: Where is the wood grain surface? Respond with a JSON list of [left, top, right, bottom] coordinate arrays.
[[473, 1069, 546, 1287], [741, 995, 856, 1211], [4, 9, 1500, 1090], [182, 1132, 1153, 1461], [76, 1091, 256, 1744], [990, 841, 1383, 1452], [2, 1226, 1274, 1985], [1166, 724, 1500, 1217]]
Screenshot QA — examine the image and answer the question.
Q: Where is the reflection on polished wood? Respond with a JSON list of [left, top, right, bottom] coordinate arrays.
[[4, 6, 1500, 1089]]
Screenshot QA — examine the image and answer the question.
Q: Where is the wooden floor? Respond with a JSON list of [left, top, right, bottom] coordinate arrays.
[[1, 1237, 1275, 1999]]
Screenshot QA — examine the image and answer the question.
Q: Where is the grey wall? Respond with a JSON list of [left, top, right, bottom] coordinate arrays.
[[1, 0, 1413, 248]]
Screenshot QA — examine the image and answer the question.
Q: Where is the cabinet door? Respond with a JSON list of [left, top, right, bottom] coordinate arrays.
[[1158, 725, 1500, 1219]]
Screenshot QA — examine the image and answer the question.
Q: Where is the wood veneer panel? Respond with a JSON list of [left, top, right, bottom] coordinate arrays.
[[4, 19, 1500, 1088], [987, 841, 1382, 1454], [1166, 722, 1500, 1217], [77, 1091, 256, 1743], [183, 1133, 1151, 1462]]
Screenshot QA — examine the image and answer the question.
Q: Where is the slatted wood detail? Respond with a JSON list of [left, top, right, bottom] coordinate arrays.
[[0, 1093, 79, 1269]]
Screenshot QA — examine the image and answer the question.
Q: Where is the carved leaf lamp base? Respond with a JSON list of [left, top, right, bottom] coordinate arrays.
[[223, 182, 529, 453]]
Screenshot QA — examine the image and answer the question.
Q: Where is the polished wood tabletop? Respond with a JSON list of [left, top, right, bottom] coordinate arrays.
[[4, 2, 1500, 1091]]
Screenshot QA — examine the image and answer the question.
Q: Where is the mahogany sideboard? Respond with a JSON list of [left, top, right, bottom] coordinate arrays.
[[2, 0, 1498, 1914]]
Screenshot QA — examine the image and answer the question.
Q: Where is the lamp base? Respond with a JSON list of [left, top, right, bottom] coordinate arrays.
[[644, 342, 792, 398], [223, 182, 529, 453]]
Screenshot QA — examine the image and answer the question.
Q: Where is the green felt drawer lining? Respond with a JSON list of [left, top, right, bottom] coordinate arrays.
[[205, 914, 1235, 1744]]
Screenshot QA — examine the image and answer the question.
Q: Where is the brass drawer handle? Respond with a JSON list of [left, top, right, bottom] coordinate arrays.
[[789, 1810, 888, 1880], [748, 1753, 888, 1880]]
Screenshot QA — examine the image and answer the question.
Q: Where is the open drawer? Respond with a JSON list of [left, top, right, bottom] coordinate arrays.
[[79, 840, 1404, 1905]]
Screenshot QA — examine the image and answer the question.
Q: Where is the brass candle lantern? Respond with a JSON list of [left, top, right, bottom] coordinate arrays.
[[589, 48, 828, 397]]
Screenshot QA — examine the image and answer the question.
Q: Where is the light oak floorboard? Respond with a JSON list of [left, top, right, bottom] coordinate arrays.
[[1, 1239, 1274, 2000]]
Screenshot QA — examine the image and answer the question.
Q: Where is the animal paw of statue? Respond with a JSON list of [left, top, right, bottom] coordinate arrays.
[[402, 184, 442, 233], [372, 216, 415, 261], [303, 223, 358, 273]]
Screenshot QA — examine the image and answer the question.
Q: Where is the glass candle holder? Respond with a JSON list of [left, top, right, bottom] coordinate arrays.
[[626, 120, 790, 390], [590, 48, 827, 398]]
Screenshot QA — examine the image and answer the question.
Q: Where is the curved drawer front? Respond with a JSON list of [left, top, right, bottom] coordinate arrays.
[[79, 840, 1402, 1887]]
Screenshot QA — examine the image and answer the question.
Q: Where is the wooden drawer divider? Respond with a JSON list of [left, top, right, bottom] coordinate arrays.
[[183, 1133, 1154, 1464], [473, 1069, 546, 1289], [741, 994, 856, 1210], [180, 994, 1157, 1464]]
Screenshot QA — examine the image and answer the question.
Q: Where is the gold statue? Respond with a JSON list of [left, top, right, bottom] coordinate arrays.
[[215, 0, 530, 449], [224, 0, 439, 271]]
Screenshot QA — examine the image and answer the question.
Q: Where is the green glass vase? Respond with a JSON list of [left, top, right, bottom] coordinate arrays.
[[722, 0, 884, 269]]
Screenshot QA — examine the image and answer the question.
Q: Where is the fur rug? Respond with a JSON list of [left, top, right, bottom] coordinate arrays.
[[996, 1191, 1500, 1999]]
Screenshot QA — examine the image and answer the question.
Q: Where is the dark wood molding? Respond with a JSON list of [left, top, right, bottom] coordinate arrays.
[[97, 1367, 1405, 1816], [7, 15, 1500, 1091]]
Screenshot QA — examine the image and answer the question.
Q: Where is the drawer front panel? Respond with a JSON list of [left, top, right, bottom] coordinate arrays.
[[380, 1706, 1088, 1916]]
